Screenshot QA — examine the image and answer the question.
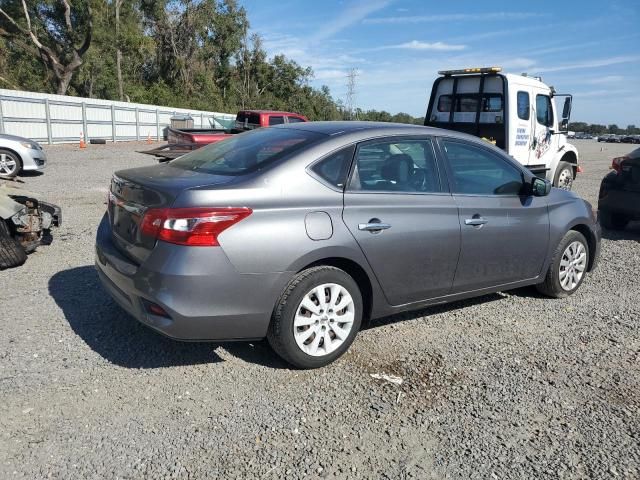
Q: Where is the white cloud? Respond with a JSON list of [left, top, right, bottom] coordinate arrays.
[[536, 55, 640, 73], [310, 0, 391, 43], [363, 12, 545, 25], [393, 40, 466, 51], [581, 75, 625, 85]]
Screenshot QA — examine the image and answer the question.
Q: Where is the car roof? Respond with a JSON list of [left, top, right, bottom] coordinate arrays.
[[279, 121, 446, 136], [278, 120, 487, 144]]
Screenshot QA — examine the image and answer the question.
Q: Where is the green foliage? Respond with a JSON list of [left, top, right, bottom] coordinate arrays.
[[568, 122, 638, 135]]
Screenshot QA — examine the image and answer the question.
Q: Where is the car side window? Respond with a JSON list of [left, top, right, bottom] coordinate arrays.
[[310, 146, 355, 189], [269, 116, 285, 126], [517, 91, 530, 120], [287, 116, 305, 123], [442, 140, 524, 196], [536, 94, 553, 127], [348, 138, 441, 193]]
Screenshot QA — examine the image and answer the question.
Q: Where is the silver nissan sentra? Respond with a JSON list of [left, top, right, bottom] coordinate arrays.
[[95, 122, 600, 368]]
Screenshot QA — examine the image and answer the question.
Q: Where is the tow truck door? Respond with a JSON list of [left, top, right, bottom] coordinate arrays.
[[528, 88, 559, 177]]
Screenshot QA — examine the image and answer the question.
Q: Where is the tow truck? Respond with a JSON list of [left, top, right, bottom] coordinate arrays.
[[425, 67, 579, 189]]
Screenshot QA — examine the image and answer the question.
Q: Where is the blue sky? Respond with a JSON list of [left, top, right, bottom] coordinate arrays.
[[240, 0, 640, 126]]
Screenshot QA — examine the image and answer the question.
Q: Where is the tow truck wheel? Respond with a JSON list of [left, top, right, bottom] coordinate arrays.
[[0, 220, 27, 270], [554, 161, 574, 190]]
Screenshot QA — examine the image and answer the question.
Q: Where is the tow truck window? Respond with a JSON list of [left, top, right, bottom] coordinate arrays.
[[437, 95, 452, 112], [269, 116, 285, 126], [536, 94, 553, 127], [517, 92, 530, 120], [482, 95, 503, 112], [437, 94, 503, 114]]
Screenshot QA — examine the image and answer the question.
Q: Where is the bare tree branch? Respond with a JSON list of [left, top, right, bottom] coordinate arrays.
[[61, 0, 73, 33]]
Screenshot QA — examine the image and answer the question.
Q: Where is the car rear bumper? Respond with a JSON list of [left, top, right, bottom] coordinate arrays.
[[94, 213, 291, 341], [598, 185, 640, 219]]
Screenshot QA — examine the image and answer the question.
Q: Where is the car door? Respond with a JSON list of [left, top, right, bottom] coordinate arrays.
[[342, 136, 461, 306], [438, 138, 550, 292]]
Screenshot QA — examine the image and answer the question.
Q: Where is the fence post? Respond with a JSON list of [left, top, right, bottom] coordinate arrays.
[[111, 105, 116, 142], [44, 99, 52, 145], [0, 96, 4, 134], [135, 107, 139, 141], [156, 109, 160, 140], [81, 102, 88, 142]]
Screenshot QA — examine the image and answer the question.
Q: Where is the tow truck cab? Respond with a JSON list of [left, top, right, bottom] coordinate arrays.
[[425, 67, 579, 190]]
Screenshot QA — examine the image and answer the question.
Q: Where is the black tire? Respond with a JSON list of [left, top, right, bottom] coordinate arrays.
[[553, 161, 574, 190], [536, 230, 589, 299], [89, 138, 107, 145], [0, 220, 27, 270], [599, 210, 629, 231], [0, 149, 22, 179], [267, 266, 363, 369]]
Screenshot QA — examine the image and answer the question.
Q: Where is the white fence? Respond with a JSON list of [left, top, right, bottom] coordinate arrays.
[[0, 89, 235, 144]]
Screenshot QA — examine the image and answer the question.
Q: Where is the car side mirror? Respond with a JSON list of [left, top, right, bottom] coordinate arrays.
[[532, 177, 552, 196]]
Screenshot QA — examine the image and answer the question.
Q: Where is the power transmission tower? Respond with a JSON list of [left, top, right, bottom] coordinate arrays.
[[345, 68, 358, 120]]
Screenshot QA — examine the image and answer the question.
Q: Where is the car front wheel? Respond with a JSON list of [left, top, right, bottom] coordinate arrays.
[[536, 230, 589, 298], [267, 266, 363, 369], [0, 149, 22, 178]]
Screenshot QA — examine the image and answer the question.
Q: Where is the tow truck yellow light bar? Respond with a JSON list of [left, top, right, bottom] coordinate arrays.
[[438, 66, 502, 76]]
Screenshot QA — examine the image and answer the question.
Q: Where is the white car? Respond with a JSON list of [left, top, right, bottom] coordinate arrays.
[[0, 134, 48, 178]]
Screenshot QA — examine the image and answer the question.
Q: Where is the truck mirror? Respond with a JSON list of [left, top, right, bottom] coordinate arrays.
[[562, 97, 572, 120], [561, 119, 569, 131]]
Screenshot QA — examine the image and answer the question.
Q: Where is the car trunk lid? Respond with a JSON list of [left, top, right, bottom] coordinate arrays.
[[108, 163, 237, 264]]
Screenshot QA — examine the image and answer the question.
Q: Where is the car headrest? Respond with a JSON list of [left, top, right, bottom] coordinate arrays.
[[381, 154, 414, 183]]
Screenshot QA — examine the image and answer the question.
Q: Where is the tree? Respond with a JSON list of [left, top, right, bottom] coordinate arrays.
[[0, 0, 93, 95]]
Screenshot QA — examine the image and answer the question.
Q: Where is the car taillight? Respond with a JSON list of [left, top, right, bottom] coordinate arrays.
[[140, 207, 252, 246], [611, 156, 628, 173]]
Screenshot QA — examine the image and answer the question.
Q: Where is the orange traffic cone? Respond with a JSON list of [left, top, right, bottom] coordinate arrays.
[[146, 132, 152, 144], [79, 131, 86, 149]]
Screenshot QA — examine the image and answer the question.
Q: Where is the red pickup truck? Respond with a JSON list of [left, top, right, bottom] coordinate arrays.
[[145, 110, 308, 160]]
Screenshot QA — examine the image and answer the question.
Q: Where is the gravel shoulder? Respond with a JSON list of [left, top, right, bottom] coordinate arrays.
[[0, 140, 638, 479]]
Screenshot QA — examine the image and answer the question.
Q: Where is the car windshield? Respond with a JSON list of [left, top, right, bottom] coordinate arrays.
[[170, 127, 324, 175]]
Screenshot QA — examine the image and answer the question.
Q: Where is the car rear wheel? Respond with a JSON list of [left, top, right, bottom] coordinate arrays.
[[0, 220, 27, 270], [553, 162, 574, 190], [599, 210, 628, 231], [536, 230, 589, 298], [0, 149, 22, 178], [267, 266, 362, 369]]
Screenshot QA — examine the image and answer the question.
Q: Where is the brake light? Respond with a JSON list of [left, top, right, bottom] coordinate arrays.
[[611, 156, 628, 173], [140, 207, 252, 246]]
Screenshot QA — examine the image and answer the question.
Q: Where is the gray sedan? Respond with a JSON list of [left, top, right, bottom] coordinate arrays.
[[95, 122, 600, 368], [0, 133, 48, 178]]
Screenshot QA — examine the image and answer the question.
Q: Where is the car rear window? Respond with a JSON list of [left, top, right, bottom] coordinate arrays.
[[236, 112, 261, 126], [170, 128, 324, 176]]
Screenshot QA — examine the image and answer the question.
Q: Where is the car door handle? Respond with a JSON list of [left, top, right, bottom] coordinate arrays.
[[358, 222, 391, 232], [464, 217, 488, 226]]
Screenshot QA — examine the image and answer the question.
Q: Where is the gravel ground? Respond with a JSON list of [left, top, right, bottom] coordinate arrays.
[[1, 139, 638, 479]]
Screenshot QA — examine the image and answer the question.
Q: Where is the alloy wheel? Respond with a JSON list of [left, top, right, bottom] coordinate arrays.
[[0, 153, 17, 176], [293, 283, 355, 357], [559, 241, 587, 291]]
